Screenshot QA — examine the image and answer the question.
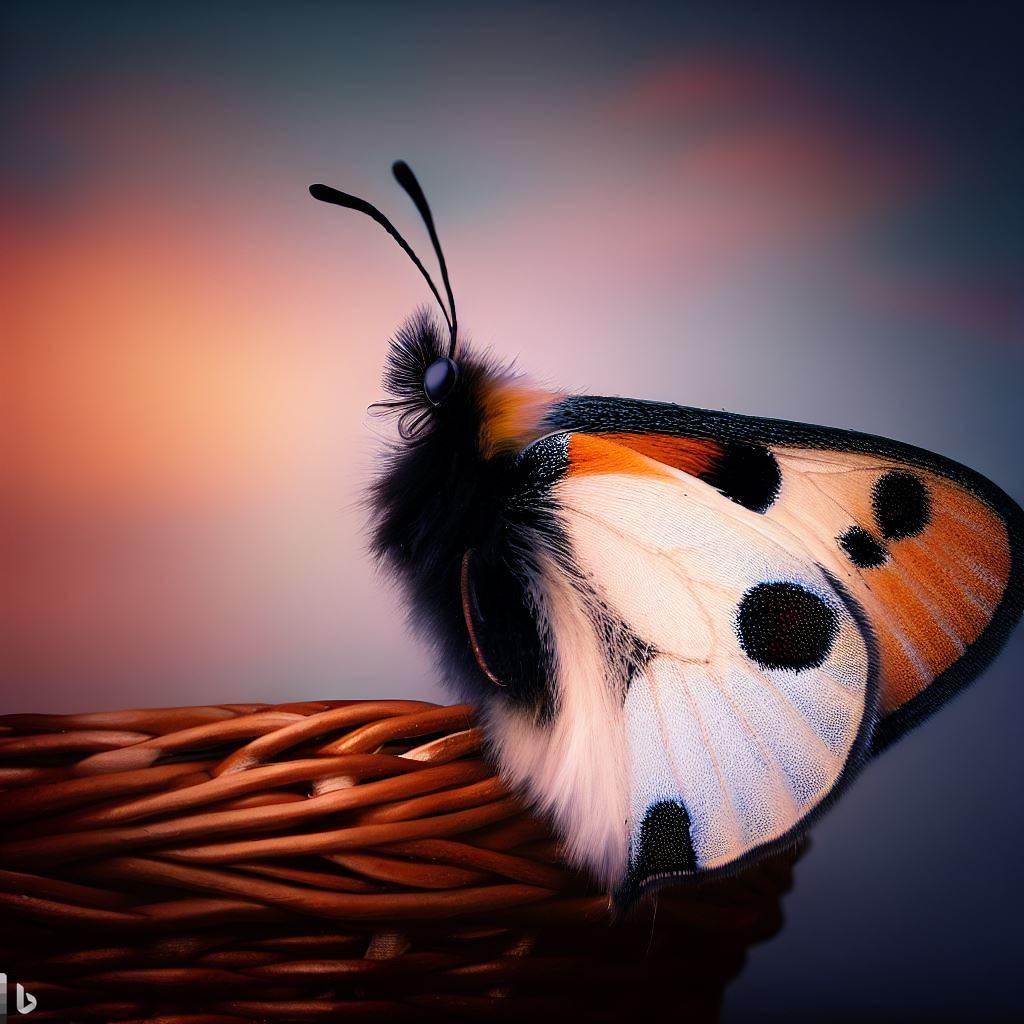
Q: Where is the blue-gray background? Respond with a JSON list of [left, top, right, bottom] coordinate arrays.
[[4, 2, 1022, 1019]]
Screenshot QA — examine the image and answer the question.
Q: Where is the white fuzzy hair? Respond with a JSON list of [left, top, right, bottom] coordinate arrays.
[[482, 553, 630, 888]]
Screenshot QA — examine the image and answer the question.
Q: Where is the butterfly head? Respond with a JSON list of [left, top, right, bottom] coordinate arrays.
[[311, 163, 558, 707]]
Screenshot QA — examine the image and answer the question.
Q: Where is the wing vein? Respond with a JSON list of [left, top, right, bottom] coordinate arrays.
[[651, 660, 745, 854]]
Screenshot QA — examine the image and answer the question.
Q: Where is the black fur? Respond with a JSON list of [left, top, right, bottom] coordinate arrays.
[[462, 545, 555, 716], [369, 312, 557, 718], [380, 311, 449, 405]]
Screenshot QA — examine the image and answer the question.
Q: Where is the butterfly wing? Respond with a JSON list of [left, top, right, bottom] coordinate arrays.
[[545, 398, 1024, 752], [489, 432, 877, 900], [468, 399, 1020, 899]]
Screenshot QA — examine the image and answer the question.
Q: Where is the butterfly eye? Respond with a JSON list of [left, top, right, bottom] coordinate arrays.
[[423, 356, 458, 406]]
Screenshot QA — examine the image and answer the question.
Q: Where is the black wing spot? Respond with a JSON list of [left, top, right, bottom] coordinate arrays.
[[632, 800, 697, 878], [873, 470, 930, 540], [702, 442, 781, 513], [736, 581, 838, 671], [614, 799, 698, 908], [838, 525, 888, 568]]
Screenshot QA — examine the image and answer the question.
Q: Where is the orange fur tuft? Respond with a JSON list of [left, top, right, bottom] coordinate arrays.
[[479, 380, 560, 457]]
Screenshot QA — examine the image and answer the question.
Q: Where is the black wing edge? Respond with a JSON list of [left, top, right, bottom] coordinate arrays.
[[547, 395, 1024, 756], [611, 568, 881, 911]]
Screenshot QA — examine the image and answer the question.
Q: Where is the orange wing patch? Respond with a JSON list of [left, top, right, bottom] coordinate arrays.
[[598, 433, 723, 478], [567, 434, 683, 479], [769, 449, 1013, 715]]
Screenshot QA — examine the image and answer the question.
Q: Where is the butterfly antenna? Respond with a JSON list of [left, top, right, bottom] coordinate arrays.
[[308, 181, 453, 335], [392, 161, 459, 359]]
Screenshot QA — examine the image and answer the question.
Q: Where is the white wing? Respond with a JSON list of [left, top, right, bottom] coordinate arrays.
[[548, 435, 877, 898]]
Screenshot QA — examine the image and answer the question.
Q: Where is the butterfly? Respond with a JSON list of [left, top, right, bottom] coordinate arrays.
[[311, 162, 1023, 905]]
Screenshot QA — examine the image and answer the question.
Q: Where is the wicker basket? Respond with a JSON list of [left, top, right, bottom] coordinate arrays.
[[0, 700, 802, 1022]]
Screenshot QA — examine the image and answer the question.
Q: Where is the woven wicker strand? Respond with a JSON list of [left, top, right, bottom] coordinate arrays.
[[0, 700, 802, 1022]]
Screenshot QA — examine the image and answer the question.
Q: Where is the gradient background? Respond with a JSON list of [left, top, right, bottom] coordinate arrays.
[[3, 1, 1022, 1019]]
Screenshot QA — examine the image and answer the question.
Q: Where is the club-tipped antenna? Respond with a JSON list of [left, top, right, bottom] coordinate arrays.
[[392, 161, 458, 358], [308, 181, 453, 335]]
